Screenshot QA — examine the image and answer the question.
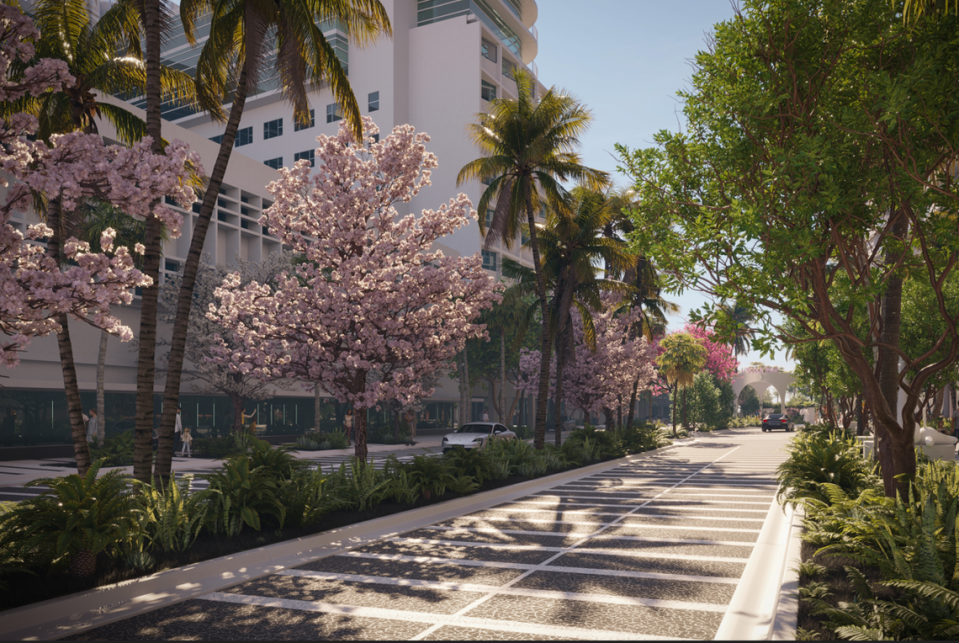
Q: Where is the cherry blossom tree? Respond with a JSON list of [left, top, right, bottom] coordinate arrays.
[[682, 322, 739, 383], [0, 5, 200, 473], [208, 119, 501, 461]]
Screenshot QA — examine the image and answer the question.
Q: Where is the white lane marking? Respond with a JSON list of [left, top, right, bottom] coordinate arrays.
[[419, 526, 754, 549], [409, 445, 744, 640], [499, 499, 767, 519], [275, 569, 729, 612], [339, 551, 742, 584], [198, 592, 689, 641], [444, 516, 762, 534], [389, 538, 746, 565]]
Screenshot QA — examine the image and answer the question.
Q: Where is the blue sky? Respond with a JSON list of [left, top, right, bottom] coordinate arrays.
[[535, 0, 794, 370]]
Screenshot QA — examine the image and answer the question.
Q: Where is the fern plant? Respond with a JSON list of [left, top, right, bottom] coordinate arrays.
[[405, 455, 458, 500], [776, 429, 873, 506], [332, 458, 391, 511], [133, 474, 215, 553], [280, 469, 344, 528], [89, 430, 135, 467], [203, 458, 286, 535], [443, 446, 494, 484], [245, 438, 307, 480], [0, 460, 141, 576]]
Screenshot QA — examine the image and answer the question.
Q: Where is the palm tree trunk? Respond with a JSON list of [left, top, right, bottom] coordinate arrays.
[[46, 199, 92, 475], [96, 330, 108, 445], [682, 387, 688, 431], [154, 70, 252, 484], [671, 385, 678, 438], [625, 379, 639, 433], [525, 193, 552, 450], [554, 337, 566, 447], [132, 0, 166, 484]]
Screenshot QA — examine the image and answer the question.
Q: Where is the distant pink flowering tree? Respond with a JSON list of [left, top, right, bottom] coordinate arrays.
[[0, 5, 200, 473], [208, 119, 501, 461], [517, 302, 658, 426], [682, 322, 739, 383]]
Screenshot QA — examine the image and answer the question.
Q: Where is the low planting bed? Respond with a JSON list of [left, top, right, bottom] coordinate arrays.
[[0, 424, 670, 611]]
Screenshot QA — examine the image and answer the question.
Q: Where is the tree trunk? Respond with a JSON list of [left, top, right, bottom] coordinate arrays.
[[132, 0, 166, 484], [314, 384, 321, 432], [671, 385, 678, 438], [617, 397, 623, 430], [231, 395, 245, 434], [625, 379, 639, 433], [154, 70, 252, 484], [500, 331, 506, 423], [554, 336, 566, 447], [96, 329, 108, 445], [46, 199, 92, 475], [354, 409, 368, 462], [458, 347, 470, 425], [525, 192, 552, 450], [682, 387, 688, 431]]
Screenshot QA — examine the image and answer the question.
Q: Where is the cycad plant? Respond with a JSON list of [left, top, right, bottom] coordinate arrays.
[[203, 457, 286, 535], [0, 461, 141, 577]]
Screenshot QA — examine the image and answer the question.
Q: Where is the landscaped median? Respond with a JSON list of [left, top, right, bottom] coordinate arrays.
[[0, 424, 670, 614], [776, 424, 959, 640], [0, 429, 684, 641]]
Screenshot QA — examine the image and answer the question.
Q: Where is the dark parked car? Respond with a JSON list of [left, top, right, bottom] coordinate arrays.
[[762, 414, 794, 432]]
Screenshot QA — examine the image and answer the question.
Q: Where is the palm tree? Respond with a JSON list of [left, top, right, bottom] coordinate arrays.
[[152, 0, 392, 482], [657, 332, 707, 437], [458, 69, 608, 449], [504, 189, 632, 444], [718, 298, 754, 357]]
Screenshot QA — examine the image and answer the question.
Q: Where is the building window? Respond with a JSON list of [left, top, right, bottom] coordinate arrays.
[[328, 32, 349, 75], [294, 109, 315, 131], [521, 229, 529, 245], [264, 157, 283, 169], [326, 103, 343, 123], [368, 91, 379, 112], [481, 38, 497, 63], [294, 149, 315, 167], [235, 126, 253, 147], [263, 118, 283, 140], [502, 59, 516, 80], [482, 250, 498, 272], [371, 133, 379, 143], [481, 80, 497, 102], [210, 134, 224, 144]]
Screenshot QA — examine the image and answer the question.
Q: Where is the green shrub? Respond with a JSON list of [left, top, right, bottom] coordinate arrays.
[[487, 437, 536, 475], [615, 423, 671, 453], [132, 474, 215, 553], [192, 433, 252, 459], [776, 429, 873, 506], [565, 426, 624, 460], [405, 454, 458, 499], [444, 447, 494, 484], [89, 430, 135, 467], [203, 458, 286, 535], [295, 430, 349, 451], [327, 458, 391, 511], [368, 430, 412, 445], [245, 438, 306, 480], [0, 460, 141, 576], [281, 469, 344, 528], [517, 454, 548, 477], [511, 424, 533, 439]]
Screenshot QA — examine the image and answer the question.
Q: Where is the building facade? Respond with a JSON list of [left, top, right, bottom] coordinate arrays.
[[1, 0, 542, 453]]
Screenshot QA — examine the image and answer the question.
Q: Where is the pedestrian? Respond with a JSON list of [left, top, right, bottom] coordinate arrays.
[[174, 408, 182, 455], [180, 426, 192, 457], [86, 409, 98, 447], [482, 409, 489, 422], [344, 409, 354, 444]]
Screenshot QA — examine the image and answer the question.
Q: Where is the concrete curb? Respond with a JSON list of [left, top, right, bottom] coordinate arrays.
[[714, 489, 794, 641], [772, 505, 804, 640], [0, 446, 675, 641]]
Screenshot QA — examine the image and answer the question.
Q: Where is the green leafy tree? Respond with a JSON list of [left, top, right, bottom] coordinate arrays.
[[656, 332, 707, 436], [458, 69, 608, 449], [619, 0, 959, 497], [739, 386, 761, 417], [687, 372, 721, 430], [153, 0, 392, 484]]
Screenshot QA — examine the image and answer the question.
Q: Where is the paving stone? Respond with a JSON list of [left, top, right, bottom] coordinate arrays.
[[353, 541, 557, 565], [601, 525, 760, 543], [547, 551, 747, 578], [403, 527, 580, 547], [489, 502, 635, 514], [514, 569, 737, 604], [618, 515, 765, 530], [297, 556, 524, 586], [422, 625, 579, 640], [435, 518, 600, 534], [462, 594, 725, 639], [579, 538, 754, 559], [63, 598, 429, 641], [220, 574, 486, 615], [466, 509, 622, 522]]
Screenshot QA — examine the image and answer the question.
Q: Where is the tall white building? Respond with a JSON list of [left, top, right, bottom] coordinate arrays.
[[1, 0, 543, 455]]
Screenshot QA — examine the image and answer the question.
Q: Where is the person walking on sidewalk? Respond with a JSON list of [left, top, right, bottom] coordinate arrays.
[[174, 408, 183, 455], [86, 409, 98, 447], [179, 426, 192, 457]]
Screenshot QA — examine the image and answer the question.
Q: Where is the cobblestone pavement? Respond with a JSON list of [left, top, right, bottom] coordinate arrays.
[[65, 428, 794, 641]]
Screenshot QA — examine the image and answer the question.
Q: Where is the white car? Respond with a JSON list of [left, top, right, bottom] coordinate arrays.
[[442, 422, 516, 453]]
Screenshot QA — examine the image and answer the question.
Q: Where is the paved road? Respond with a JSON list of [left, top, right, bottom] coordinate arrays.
[[66, 428, 794, 641]]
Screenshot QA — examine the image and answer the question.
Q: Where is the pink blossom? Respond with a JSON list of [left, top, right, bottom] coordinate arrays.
[[681, 322, 739, 382]]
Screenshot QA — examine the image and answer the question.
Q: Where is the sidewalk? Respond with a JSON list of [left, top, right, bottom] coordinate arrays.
[[0, 427, 800, 641]]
